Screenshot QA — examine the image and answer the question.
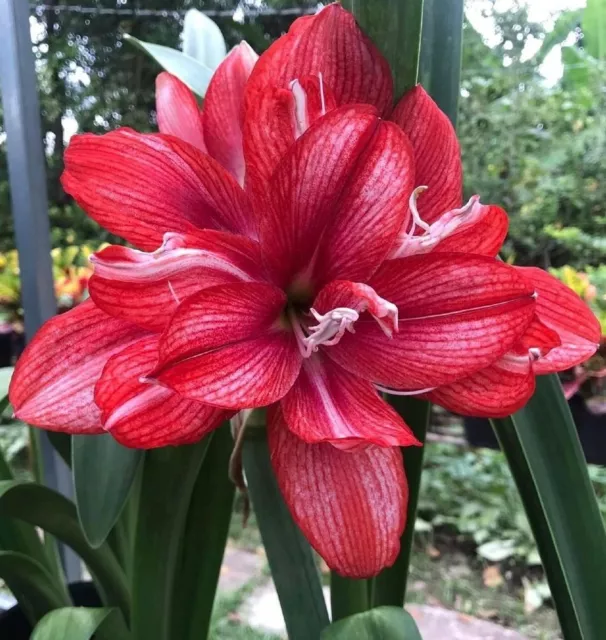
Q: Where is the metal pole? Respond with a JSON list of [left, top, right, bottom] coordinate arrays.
[[0, 0, 80, 582]]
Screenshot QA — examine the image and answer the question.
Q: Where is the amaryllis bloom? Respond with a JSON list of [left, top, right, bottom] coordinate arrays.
[[9, 4, 599, 578]]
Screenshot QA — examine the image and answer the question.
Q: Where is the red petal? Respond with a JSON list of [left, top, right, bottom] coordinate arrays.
[[391, 85, 462, 225], [269, 407, 407, 578], [320, 254, 536, 389], [245, 4, 393, 116], [203, 42, 258, 185], [155, 332, 301, 409], [155, 72, 206, 152], [154, 282, 301, 408], [260, 105, 379, 286], [244, 75, 338, 207], [88, 230, 266, 332], [428, 352, 536, 418], [95, 335, 229, 448], [61, 129, 255, 249], [280, 354, 419, 449], [517, 267, 601, 373], [390, 196, 508, 259], [311, 120, 415, 287], [158, 282, 286, 366], [9, 301, 145, 433]]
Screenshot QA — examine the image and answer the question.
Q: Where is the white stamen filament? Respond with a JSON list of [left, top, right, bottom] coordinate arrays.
[[291, 306, 360, 358], [374, 383, 436, 396], [318, 72, 326, 115], [289, 79, 309, 138], [167, 281, 180, 304]]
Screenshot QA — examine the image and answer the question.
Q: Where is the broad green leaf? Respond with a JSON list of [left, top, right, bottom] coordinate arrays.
[[73, 433, 142, 548], [172, 424, 235, 640], [0, 480, 130, 619], [418, 0, 464, 126], [242, 423, 329, 640], [584, 0, 606, 60], [46, 431, 72, 468], [0, 551, 69, 626], [561, 46, 595, 90], [124, 34, 213, 97], [0, 367, 13, 399], [492, 374, 606, 639], [0, 393, 9, 415], [477, 538, 517, 562], [532, 9, 583, 65], [32, 607, 128, 640], [321, 606, 422, 640], [343, 0, 424, 98], [131, 436, 213, 640]]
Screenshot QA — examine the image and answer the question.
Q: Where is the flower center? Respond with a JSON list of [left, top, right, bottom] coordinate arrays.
[[288, 305, 360, 358]]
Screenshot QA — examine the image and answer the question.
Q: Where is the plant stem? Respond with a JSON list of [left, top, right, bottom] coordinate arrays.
[[372, 397, 430, 607], [330, 573, 369, 622]]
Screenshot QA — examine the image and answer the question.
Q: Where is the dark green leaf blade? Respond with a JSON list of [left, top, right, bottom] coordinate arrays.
[[492, 374, 606, 639], [0, 551, 70, 626], [321, 606, 422, 640], [0, 480, 130, 619], [31, 607, 128, 640], [172, 424, 235, 640], [124, 34, 213, 97], [73, 433, 142, 548], [131, 436, 213, 640], [242, 427, 329, 640]]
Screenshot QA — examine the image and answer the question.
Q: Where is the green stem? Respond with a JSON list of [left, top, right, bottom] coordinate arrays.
[[343, 0, 424, 100], [372, 397, 430, 607], [330, 573, 369, 622]]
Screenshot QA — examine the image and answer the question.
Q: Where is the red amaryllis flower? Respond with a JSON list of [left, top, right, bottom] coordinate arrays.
[[9, 4, 599, 578]]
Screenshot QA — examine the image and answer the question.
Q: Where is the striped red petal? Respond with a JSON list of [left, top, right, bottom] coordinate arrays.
[[61, 129, 255, 249], [260, 105, 414, 288], [244, 75, 337, 208], [517, 267, 601, 373], [268, 407, 407, 578], [9, 301, 146, 433], [203, 42, 258, 186], [280, 353, 420, 449], [88, 230, 266, 331], [155, 282, 301, 409], [245, 3, 393, 117], [320, 254, 536, 390], [155, 72, 206, 152], [95, 335, 228, 448], [391, 85, 462, 226]]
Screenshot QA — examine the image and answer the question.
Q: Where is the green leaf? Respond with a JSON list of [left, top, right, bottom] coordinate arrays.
[[532, 9, 583, 65], [46, 431, 72, 468], [31, 607, 128, 640], [124, 34, 213, 97], [0, 393, 9, 415], [0, 551, 70, 626], [342, 0, 424, 99], [73, 433, 142, 548], [242, 424, 330, 640], [561, 46, 597, 90], [172, 424, 235, 640], [0, 480, 130, 620], [131, 436, 213, 640], [373, 398, 430, 608], [491, 374, 606, 639], [321, 606, 422, 640], [584, 0, 606, 60], [419, 0, 464, 126], [477, 538, 517, 562]]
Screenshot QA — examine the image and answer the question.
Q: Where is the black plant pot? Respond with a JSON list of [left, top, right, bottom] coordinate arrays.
[[463, 394, 606, 466], [0, 581, 101, 639]]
